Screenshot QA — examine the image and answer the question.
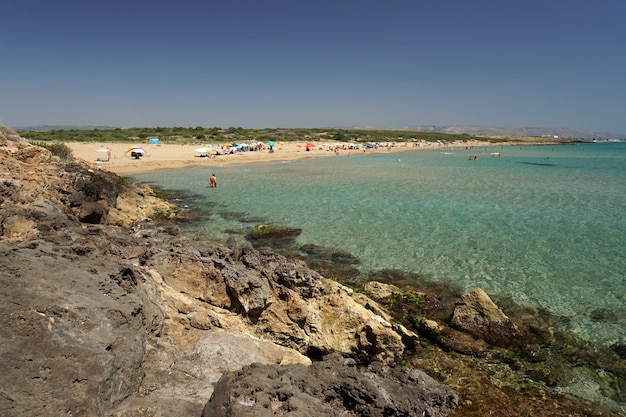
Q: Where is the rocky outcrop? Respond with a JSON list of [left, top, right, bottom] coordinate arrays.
[[0, 134, 178, 240], [0, 129, 452, 416], [134, 230, 410, 363], [203, 353, 458, 417], [450, 287, 522, 346]]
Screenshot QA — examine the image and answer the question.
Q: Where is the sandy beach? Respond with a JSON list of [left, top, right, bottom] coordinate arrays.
[[66, 140, 472, 175]]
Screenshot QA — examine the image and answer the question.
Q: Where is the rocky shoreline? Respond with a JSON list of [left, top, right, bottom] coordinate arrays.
[[1, 128, 623, 416]]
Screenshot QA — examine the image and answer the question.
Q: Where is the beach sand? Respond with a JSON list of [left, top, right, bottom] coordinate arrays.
[[66, 140, 466, 175]]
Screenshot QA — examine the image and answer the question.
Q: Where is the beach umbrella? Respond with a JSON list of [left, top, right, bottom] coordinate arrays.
[[126, 147, 145, 158], [96, 146, 109, 153], [223, 143, 233, 147], [195, 147, 211, 153], [149, 137, 159, 144], [126, 147, 145, 159], [267, 141, 275, 147], [305, 142, 315, 149], [125, 146, 145, 154]]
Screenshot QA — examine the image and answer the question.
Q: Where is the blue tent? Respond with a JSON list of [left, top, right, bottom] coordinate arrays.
[[149, 137, 159, 144]]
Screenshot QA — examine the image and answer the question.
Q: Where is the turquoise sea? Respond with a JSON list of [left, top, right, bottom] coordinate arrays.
[[132, 142, 625, 408]]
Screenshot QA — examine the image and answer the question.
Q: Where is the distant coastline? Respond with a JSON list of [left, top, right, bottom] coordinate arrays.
[[14, 124, 626, 140]]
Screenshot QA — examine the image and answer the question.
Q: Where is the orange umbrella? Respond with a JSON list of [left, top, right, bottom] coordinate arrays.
[[125, 146, 144, 153]]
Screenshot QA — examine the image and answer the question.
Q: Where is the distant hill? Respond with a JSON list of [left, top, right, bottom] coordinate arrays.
[[15, 125, 117, 131], [14, 124, 625, 140], [348, 125, 625, 140]]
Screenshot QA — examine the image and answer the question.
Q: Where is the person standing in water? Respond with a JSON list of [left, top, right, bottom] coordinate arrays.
[[209, 173, 217, 187]]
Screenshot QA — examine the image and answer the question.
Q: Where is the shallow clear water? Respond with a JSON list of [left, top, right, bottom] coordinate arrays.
[[132, 143, 626, 348]]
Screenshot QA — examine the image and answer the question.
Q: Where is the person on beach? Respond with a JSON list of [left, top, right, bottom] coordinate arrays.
[[209, 173, 217, 187]]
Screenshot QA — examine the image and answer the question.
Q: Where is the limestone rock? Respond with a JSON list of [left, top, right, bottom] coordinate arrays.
[[364, 280, 404, 299], [0, 129, 449, 416], [202, 353, 458, 417], [0, 238, 148, 416], [107, 330, 311, 417], [450, 287, 522, 346]]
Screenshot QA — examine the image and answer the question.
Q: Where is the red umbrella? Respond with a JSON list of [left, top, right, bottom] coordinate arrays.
[[305, 142, 315, 149]]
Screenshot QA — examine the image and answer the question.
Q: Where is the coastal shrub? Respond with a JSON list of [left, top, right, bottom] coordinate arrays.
[[32, 141, 73, 162], [1, 125, 19, 138], [17, 126, 484, 146], [488, 137, 523, 143]]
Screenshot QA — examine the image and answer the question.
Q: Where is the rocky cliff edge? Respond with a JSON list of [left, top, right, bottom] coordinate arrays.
[[0, 129, 457, 416]]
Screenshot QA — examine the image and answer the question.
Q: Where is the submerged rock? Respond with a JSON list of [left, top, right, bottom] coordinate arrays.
[[611, 343, 626, 360], [246, 223, 302, 248]]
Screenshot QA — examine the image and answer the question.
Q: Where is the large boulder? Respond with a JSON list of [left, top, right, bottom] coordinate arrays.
[[202, 353, 458, 417], [141, 237, 413, 363], [450, 287, 522, 346], [0, 237, 149, 416]]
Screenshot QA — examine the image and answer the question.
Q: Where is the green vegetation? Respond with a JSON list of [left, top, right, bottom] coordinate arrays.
[[412, 315, 428, 328], [16, 126, 477, 145], [342, 283, 367, 295], [401, 289, 424, 305], [248, 224, 300, 239], [149, 207, 178, 222], [486, 137, 523, 143], [249, 224, 282, 237], [31, 141, 73, 162]]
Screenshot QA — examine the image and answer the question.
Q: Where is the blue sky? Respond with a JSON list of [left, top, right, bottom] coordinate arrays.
[[2, 0, 625, 134]]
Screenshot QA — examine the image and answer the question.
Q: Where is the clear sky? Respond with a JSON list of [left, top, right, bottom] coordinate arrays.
[[2, 0, 625, 134]]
